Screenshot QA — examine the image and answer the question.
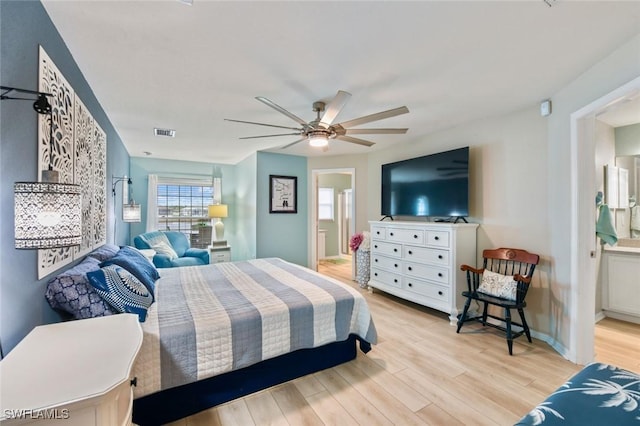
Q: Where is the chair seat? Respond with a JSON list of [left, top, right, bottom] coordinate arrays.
[[461, 290, 527, 309]]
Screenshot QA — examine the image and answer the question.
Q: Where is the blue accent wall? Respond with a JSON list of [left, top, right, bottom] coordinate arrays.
[[0, 1, 129, 355], [256, 152, 308, 266], [235, 153, 258, 261]]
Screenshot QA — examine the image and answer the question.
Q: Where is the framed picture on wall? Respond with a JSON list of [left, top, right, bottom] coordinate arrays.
[[269, 175, 297, 213]]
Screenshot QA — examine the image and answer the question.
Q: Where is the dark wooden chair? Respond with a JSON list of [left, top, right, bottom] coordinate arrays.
[[456, 248, 540, 355]]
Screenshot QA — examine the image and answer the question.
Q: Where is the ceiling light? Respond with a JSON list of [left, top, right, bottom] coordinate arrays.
[[308, 131, 329, 148]]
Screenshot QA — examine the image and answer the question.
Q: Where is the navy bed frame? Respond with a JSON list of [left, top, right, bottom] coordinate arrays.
[[133, 335, 370, 425]]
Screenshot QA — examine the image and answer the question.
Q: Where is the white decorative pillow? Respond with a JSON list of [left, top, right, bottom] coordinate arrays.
[[151, 240, 178, 260], [477, 269, 517, 301]]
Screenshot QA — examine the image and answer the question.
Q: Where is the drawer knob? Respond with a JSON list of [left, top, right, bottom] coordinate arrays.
[[408, 250, 413, 255], [408, 283, 413, 287], [408, 266, 412, 271], [374, 272, 378, 276], [394, 279, 398, 283], [438, 291, 443, 296], [374, 259, 378, 262], [390, 232, 394, 236], [394, 264, 398, 268], [374, 245, 378, 249], [394, 248, 398, 252], [414, 234, 418, 238], [376, 231, 380, 235], [438, 273, 443, 277], [438, 255, 443, 259], [434, 236, 439, 240]]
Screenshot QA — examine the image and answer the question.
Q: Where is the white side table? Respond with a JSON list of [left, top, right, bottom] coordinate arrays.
[[0, 314, 143, 426], [209, 245, 231, 264]]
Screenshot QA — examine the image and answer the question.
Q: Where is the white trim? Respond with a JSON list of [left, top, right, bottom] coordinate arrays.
[[570, 75, 640, 364]]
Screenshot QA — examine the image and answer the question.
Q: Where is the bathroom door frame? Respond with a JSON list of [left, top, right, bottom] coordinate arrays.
[[309, 168, 356, 275]]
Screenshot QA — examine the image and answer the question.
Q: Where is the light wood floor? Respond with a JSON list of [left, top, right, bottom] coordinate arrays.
[[168, 260, 639, 426]]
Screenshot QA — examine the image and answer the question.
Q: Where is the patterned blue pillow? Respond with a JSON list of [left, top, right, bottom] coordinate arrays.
[[86, 265, 153, 322], [45, 257, 117, 319], [101, 246, 160, 300]]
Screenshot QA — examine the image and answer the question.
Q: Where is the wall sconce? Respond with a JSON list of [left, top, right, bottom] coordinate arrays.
[[208, 204, 228, 244], [112, 176, 141, 223], [2, 86, 82, 249]]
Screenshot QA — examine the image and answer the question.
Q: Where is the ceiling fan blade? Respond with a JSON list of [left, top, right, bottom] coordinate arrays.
[[224, 118, 302, 131], [319, 90, 351, 127], [239, 133, 302, 140], [280, 138, 307, 149], [336, 135, 375, 147], [256, 96, 311, 129], [344, 128, 408, 135], [335, 106, 409, 128]]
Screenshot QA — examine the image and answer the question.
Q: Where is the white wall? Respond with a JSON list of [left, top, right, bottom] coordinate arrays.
[[367, 107, 552, 333]]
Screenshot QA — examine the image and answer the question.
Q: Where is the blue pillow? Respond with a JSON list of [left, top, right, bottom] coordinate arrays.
[[86, 243, 120, 262], [45, 256, 117, 319], [87, 265, 154, 322], [101, 246, 160, 300]]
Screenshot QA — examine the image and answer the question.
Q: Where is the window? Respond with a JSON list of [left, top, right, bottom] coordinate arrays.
[[318, 187, 334, 221], [156, 180, 214, 239]]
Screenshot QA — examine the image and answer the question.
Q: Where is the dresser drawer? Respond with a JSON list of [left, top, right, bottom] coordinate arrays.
[[404, 245, 450, 266], [404, 277, 449, 302], [371, 225, 387, 240], [404, 261, 449, 285], [371, 268, 402, 288], [371, 254, 402, 273], [426, 230, 450, 248], [386, 227, 425, 245], [371, 240, 402, 258]]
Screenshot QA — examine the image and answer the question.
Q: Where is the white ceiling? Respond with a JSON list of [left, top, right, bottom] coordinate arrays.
[[41, 0, 640, 164]]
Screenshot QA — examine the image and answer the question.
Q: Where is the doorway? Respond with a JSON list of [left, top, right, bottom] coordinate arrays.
[[571, 75, 640, 365], [311, 168, 356, 280]]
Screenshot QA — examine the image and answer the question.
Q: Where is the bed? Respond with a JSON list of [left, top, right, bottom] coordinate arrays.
[[128, 257, 378, 425], [516, 362, 640, 425]]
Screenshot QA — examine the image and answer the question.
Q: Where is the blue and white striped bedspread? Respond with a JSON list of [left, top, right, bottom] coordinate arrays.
[[133, 258, 377, 398]]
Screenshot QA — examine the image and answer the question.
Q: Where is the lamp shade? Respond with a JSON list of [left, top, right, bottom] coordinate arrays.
[[208, 204, 228, 218], [122, 203, 142, 222], [14, 181, 82, 249]]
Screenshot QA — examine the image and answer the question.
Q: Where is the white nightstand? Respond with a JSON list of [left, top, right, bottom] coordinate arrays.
[[0, 314, 143, 426], [209, 245, 231, 264]]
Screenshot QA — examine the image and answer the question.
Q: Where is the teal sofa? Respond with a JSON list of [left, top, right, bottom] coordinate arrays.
[[134, 231, 209, 268]]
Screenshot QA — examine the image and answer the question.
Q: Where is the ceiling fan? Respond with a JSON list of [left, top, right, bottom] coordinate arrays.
[[224, 90, 409, 150]]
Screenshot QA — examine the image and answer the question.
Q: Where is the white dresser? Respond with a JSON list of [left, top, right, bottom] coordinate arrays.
[[0, 314, 143, 426], [368, 220, 478, 324]]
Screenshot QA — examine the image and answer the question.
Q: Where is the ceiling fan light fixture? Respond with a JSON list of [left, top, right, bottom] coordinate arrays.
[[308, 131, 328, 148]]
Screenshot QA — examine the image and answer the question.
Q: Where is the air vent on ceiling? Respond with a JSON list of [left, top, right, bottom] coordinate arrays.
[[154, 128, 176, 138]]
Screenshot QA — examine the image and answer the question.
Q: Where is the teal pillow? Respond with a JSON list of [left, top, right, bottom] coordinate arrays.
[[87, 265, 153, 322]]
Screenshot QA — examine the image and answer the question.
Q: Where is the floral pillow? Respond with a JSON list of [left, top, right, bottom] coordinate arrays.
[[477, 269, 518, 301], [45, 256, 117, 319]]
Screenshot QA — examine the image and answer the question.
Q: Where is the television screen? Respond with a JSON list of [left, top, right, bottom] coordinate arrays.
[[381, 147, 469, 218]]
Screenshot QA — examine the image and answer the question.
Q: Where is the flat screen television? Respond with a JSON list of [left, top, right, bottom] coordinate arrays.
[[381, 146, 469, 219]]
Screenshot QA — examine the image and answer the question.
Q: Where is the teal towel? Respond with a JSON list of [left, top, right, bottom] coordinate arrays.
[[596, 204, 617, 245]]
